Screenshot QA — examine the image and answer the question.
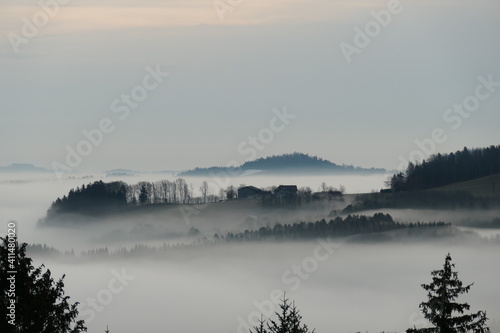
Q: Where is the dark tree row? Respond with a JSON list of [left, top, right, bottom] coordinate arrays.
[[388, 145, 500, 191], [30, 214, 457, 261], [222, 213, 450, 242], [46, 180, 128, 218], [44, 179, 347, 222], [44, 179, 227, 221]]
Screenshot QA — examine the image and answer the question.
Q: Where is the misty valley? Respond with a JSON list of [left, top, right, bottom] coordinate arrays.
[[1, 148, 500, 333], [3, 0, 500, 330]]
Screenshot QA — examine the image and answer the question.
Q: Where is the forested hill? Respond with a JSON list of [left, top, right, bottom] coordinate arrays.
[[387, 145, 500, 191], [180, 152, 385, 176]]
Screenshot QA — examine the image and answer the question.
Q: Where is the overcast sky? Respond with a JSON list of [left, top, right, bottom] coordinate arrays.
[[1, 0, 499, 172]]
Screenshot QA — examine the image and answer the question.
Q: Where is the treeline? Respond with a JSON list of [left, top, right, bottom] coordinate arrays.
[[43, 179, 346, 221], [30, 214, 461, 261], [387, 145, 500, 191], [221, 213, 450, 242], [44, 178, 226, 221], [46, 180, 128, 217]]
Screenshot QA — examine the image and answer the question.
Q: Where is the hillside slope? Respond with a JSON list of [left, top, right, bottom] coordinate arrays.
[[432, 173, 500, 198]]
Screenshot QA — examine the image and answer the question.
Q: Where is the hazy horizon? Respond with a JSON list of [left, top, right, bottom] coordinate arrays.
[[1, 0, 499, 173], [0, 151, 391, 173]]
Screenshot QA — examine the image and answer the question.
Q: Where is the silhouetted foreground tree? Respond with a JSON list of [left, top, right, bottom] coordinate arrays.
[[407, 253, 489, 333], [0, 236, 86, 332], [252, 294, 315, 333]]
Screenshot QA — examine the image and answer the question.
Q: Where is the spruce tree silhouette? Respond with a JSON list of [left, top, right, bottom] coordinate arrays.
[[252, 294, 315, 333], [407, 253, 489, 333], [0, 236, 86, 333]]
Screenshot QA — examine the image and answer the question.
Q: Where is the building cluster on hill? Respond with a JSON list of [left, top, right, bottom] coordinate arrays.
[[43, 179, 345, 222], [237, 184, 343, 207]]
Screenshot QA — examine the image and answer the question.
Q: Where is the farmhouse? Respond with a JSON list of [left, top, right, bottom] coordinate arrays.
[[274, 185, 298, 198]]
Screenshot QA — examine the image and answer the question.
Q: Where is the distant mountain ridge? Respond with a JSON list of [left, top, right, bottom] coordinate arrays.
[[2, 153, 385, 176], [179, 152, 386, 176], [105, 168, 177, 177], [0, 163, 51, 173]]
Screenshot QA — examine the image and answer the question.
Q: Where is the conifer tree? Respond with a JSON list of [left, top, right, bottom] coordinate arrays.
[[251, 294, 314, 333], [0, 236, 86, 333], [408, 253, 489, 333]]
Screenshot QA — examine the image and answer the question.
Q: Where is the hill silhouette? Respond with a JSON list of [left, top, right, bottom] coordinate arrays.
[[179, 152, 386, 176]]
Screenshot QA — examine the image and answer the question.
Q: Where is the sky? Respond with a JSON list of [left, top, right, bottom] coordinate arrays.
[[1, 0, 499, 173]]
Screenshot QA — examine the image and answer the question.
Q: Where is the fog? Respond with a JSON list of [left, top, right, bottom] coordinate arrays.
[[2, 173, 500, 333], [359, 208, 500, 237], [0, 172, 385, 248]]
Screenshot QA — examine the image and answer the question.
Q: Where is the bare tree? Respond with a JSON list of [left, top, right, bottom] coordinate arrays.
[[160, 180, 171, 203], [218, 188, 225, 201], [200, 181, 209, 203], [151, 182, 158, 204], [170, 181, 177, 203], [175, 178, 187, 203], [183, 182, 190, 203], [226, 185, 237, 200], [189, 183, 195, 203]]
